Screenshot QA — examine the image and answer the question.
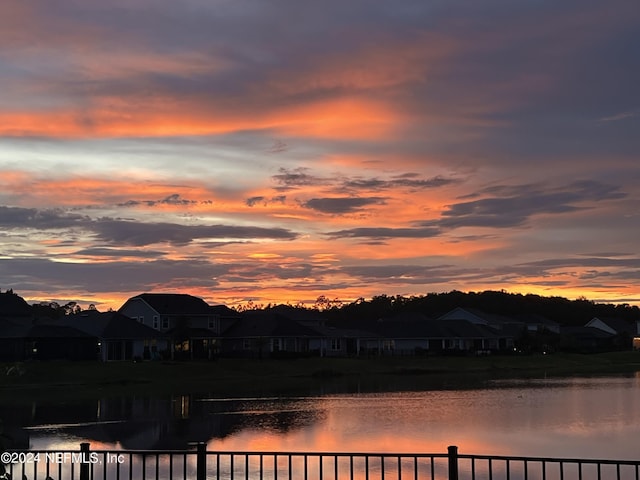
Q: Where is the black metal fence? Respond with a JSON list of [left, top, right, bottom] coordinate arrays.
[[2, 444, 640, 480]]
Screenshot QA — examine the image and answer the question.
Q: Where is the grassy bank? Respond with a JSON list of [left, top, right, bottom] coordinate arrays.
[[2, 352, 640, 401]]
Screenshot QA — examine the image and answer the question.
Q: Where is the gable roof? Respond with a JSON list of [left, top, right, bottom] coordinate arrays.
[[0, 318, 93, 339], [209, 304, 242, 318], [586, 317, 635, 336], [561, 325, 614, 339], [514, 313, 560, 327], [126, 293, 212, 315], [267, 305, 327, 323], [60, 310, 165, 339], [439, 319, 504, 339], [439, 307, 521, 328], [371, 319, 445, 338]]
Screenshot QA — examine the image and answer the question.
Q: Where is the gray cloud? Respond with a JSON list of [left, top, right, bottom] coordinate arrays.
[[0, 257, 225, 294], [303, 197, 386, 214], [73, 247, 167, 258], [117, 194, 208, 207], [517, 257, 640, 270], [0, 205, 298, 246], [344, 175, 458, 191], [436, 180, 626, 229], [271, 168, 458, 195], [328, 226, 441, 240], [246, 195, 286, 207], [91, 219, 298, 246], [0, 206, 88, 229], [272, 168, 329, 191], [327, 180, 627, 238], [246, 196, 265, 207]]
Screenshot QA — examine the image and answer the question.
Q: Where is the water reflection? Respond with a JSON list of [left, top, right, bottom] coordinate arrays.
[[3, 374, 640, 460]]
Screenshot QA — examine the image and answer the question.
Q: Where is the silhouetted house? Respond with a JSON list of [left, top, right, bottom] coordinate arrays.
[[369, 313, 437, 355], [0, 319, 96, 361], [439, 307, 520, 329], [0, 291, 97, 360], [343, 311, 513, 356], [267, 305, 328, 328], [515, 313, 561, 334], [58, 310, 169, 361], [585, 317, 637, 350], [119, 293, 236, 360], [437, 308, 515, 351], [307, 325, 380, 356], [261, 305, 374, 356], [439, 319, 508, 352], [560, 326, 615, 353], [221, 311, 320, 358]]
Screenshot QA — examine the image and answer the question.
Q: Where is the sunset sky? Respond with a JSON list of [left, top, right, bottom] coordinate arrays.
[[1, 0, 639, 310]]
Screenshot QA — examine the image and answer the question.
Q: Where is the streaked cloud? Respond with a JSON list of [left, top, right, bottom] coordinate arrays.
[[437, 181, 626, 229], [328, 227, 441, 240], [0, 206, 298, 246], [303, 197, 387, 215]]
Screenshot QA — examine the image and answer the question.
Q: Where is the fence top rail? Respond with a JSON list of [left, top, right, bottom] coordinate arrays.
[[6, 448, 448, 458], [7, 448, 639, 466], [457, 453, 640, 466]]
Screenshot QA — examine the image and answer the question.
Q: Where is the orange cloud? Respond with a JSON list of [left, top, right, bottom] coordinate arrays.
[[0, 95, 400, 141], [0, 171, 217, 208]]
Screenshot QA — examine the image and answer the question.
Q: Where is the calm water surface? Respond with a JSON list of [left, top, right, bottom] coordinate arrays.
[[6, 374, 640, 460]]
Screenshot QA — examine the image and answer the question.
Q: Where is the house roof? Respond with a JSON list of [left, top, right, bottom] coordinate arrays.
[[440, 319, 505, 339], [515, 313, 560, 327], [60, 310, 165, 339], [370, 319, 446, 338], [224, 311, 320, 338], [209, 304, 242, 318], [466, 308, 521, 326], [561, 326, 614, 339], [127, 293, 212, 315], [588, 317, 635, 336], [267, 305, 327, 323], [0, 318, 94, 339], [30, 324, 95, 339]]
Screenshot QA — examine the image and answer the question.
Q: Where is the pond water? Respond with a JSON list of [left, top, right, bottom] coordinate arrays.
[[4, 373, 640, 461]]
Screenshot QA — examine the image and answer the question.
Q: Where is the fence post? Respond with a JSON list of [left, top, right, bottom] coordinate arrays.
[[80, 443, 90, 480], [448, 445, 459, 480], [196, 442, 207, 480]]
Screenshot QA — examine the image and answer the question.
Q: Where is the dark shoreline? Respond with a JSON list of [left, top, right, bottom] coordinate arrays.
[[2, 351, 639, 402]]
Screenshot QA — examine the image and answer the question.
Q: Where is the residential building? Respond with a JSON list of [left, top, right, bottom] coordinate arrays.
[[58, 310, 169, 361], [221, 310, 320, 358], [119, 293, 237, 359]]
